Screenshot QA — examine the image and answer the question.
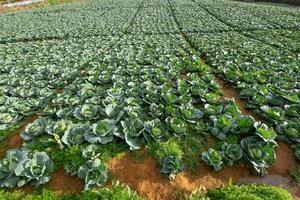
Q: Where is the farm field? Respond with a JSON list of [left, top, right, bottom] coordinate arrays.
[[0, 0, 299, 199]]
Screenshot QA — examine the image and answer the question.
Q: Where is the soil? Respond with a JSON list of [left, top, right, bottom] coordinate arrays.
[[57, 88, 65, 94], [46, 168, 84, 194], [0, 115, 38, 158], [109, 142, 299, 200], [215, 78, 262, 121]]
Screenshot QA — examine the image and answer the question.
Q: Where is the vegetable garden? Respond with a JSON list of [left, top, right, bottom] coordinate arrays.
[[0, 0, 299, 199]]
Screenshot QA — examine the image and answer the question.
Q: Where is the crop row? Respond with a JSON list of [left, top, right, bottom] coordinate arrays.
[[0, 0, 299, 42], [187, 31, 299, 152]]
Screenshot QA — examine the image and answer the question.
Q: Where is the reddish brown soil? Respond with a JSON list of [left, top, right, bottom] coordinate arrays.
[[109, 142, 299, 200], [46, 168, 84, 194], [57, 88, 65, 94], [0, 115, 39, 158], [215, 78, 262, 121]]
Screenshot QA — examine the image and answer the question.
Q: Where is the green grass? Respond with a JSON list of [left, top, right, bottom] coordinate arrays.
[[0, 184, 293, 200], [188, 184, 293, 200], [178, 133, 204, 174], [146, 138, 183, 160], [0, 181, 144, 200]]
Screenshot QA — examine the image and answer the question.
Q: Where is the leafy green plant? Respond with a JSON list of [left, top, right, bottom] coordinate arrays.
[[202, 148, 223, 171], [84, 119, 117, 144], [188, 184, 293, 200], [78, 159, 108, 190], [210, 114, 233, 140], [144, 119, 170, 142], [221, 143, 243, 166], [61, 125, 86, 146], [73, 104, 100, 121], [146, 139, 184, 179], [241, 136, 276, 176], [21, 118, 47, 141], [160, 155, 183, 180], [0, 149, 53, 188], [277, 121, 300, 143]]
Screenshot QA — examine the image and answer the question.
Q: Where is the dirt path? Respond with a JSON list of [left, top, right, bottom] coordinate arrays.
[[46, 168, 84, 194], [215, 78, 263, 121], [0, 115, 38, 158]]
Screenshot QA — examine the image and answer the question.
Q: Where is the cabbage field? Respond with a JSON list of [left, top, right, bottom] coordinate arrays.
[[0, 0, 299, 199]]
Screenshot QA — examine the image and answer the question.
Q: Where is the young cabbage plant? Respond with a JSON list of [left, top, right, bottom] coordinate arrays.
[[84, 119, 117, 144], [0, 149, 29, 188], [0, 149, 54, 188], [21, 118, 47, 141], [210, 114, 233, 140], [61, 124, 86, 146], [82, 144, 101, 160], [121, 118, 144, 150], [241, 136, 276, 176], [232, 115, 255, 136], [260, 106, 285, 124], [180, 104, 204, 123], [221, 143, 243, 166], [73, 104, 100, 121], [160, 155, 183, 180], [165, 117, 188, 136], [277, 121, 300, 143], [78, 159, 108, 190], [102, 103, 124, 122], [255, 123, 277, 143], [201, 148, 223, 171], [144, 119, 170, 142], [16, 152, 54, 187]]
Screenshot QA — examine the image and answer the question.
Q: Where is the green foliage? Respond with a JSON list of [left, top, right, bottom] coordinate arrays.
[[146, 139, 184, 179], [0, 149, 54, 188], [97, 142, 128, 163], [146, 139, 183, 160], [201, 148, 223, 171], [78, 159, 108, 190], [241, 136, 276, 176], [0, 181, 144, 200], [46, 145, 82, 176], [206, 184, 293, 200], [178, 133, 204, 174], [288, 166, 300, 185]]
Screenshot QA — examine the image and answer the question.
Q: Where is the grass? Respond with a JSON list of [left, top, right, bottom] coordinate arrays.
[[188, 184, 293, 200], [288, 165, 300, 185], [146, 134, 205, 175], [0, 181, 144, 200], [146, 138, 183, 161], [0, 183, 293, 200]]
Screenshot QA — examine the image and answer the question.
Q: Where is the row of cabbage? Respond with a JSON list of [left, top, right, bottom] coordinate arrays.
[[193, 0, 300, 30], [0, 34, 279, 190], [187, 31, 299, 156], [242, 30, 300, 54], [169, 1, 232, 33], [127, 6, 179, 34], [1, 0, 300, 43], [0, 35, 122, 140], [0, 4, 138, 42]]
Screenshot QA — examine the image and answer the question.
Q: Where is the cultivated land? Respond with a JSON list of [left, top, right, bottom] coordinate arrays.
[[0, 0, 299, 199]]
